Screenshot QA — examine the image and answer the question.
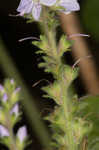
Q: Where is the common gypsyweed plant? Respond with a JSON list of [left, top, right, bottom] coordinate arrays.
[[0, 79, 28, 150], [0, 0, 99, 150]]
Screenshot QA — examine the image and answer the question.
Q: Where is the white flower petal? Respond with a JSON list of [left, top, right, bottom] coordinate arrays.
[[17, 0, 33, 13], [40, 0, 57, 6], [14, 87, 21, 94], [0, 85, 4, 92], [59, 0, 80, 13], [10, 79, 14, 84], [32, 3, 42, 20], [0, 125, 9, 137], [2, 93, 8, 102], [10, 104, 19, 116], [24, 1, 34, 14], [17, 126, 27, 143]]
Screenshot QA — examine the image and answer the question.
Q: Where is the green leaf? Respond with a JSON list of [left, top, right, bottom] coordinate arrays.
[[42, 81, 62, 105], [4, 79, 16, 95], [32, 35, 50, 53], [57, 35, 71, 58], [59, 65, 78, 87], [77, 95, 99, 149]]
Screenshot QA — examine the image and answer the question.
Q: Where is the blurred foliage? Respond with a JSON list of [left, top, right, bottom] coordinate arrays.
[[81, 0, 99, 41], [0, 38, 50, 148], [77, 95, 99, 150]]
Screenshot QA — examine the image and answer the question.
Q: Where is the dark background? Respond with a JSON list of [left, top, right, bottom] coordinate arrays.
[[0, 0, 99, 149]]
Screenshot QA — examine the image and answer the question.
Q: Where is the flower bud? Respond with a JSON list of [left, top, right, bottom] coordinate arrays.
[[17, 126, 27, 143], [0, 125, 9, 137]]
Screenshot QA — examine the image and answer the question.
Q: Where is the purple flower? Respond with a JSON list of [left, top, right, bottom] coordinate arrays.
[[10, 79, 14, 84], [14, 87, 21, 94], [17, 0, 80, 21], [17, 126, 27, 142], [57, 0, 80, 14], [10, 104, 19, 116], [2, 93, 8, 102], [17, 0, 57, 20], [0, 84, 4, 92], [0, 125, 9, 137], [40, 0, 57, 6]]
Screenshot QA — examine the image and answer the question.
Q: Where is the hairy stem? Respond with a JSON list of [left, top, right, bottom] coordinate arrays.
[[42, 7, 57, 57], [6, 112, 18, 150], [41, 6, 78, 150], [60, 81, 77, 150]]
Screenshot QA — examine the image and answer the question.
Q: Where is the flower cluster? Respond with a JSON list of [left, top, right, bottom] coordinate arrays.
[[0, 79, 28, 150], [17, 0, 80, 20]]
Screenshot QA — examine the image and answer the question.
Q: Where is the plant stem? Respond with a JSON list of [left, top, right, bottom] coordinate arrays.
[[42, 7, 57, 57], [61, 82, 77, 150], [41, 6, 77, 150], [6, 112, 18, 150]]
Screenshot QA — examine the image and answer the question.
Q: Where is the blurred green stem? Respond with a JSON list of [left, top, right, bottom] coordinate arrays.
[[6, 112, 18, 150]]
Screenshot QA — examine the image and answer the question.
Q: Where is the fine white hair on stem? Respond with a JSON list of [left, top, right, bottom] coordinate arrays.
[[9, 14, 22, 17], [68, 33, 90, 38], [18, 37, 40, 42], [72, 55, 92, 69], [32, 79, 51, 87]]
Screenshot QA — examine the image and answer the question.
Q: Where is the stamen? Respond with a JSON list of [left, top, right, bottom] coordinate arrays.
[[9, 14, 21, 17], [18, 37, 40, 42], [32, 79, 50, 87], [72, 55, 92, 69], [69, 33, 90, 38]]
